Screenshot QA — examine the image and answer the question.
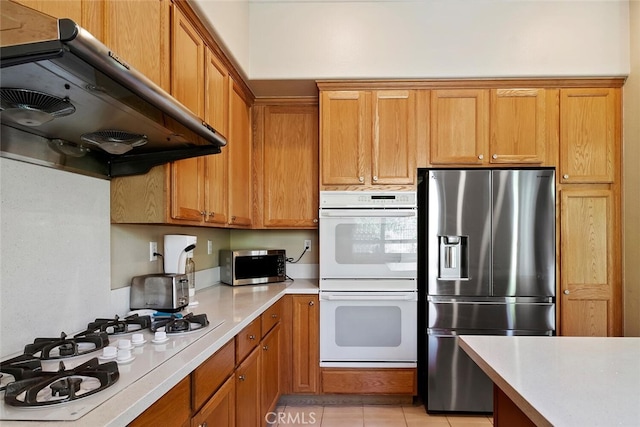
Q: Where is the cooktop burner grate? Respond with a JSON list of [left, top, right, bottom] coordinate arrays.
[[3, 358, 119, 407], [150, 313, 209, 334], [75, 314, 151, 337], [23, 332, 109, 360]]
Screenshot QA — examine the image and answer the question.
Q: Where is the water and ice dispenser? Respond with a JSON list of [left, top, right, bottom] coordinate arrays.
[[438, 235, 469, 280]]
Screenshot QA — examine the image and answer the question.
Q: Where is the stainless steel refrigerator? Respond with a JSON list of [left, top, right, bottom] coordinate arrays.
[[419, 168, 556, 413]]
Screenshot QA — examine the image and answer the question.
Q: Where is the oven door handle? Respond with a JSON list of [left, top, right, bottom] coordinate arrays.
[[320, 210, 416, 218], [321, 293, 417, 301]]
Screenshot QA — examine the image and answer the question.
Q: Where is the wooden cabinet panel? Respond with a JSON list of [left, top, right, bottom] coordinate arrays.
[[192, 376, 235, 427], [430, 89, 489, 164], [261, 298, 283, 337], [260, 323, 281, 417], [291, 295, 319, 394], [228, 78, 252, 227], [103, 0, 170, 91], [254, 103, 319, 228], [371, 90, 416, 185], [560, 88, 619, 183], [129, 376, 191, 427], [171, 4, 204, 117], [320, 91, 369, 186], [236, 318, 260, 364], [236, 347, 261, 427], [171, 157, 204, 221], [560, 188, 616, 336], [490, 88, 546, 164], [192, 339, 235, 411], [321, 368, 416, 395]]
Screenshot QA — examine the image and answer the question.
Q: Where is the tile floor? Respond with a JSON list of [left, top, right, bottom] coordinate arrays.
[[268, 403, 493, 427]]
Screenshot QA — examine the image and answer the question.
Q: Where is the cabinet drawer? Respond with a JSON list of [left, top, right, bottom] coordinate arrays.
[[321, 368, 417, 395], [192, 339, 235, 411], [261, 297, 284, 337], [235, 318, 260, 363]]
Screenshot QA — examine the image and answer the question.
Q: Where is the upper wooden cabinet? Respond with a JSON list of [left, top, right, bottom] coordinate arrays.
[[559, 88, 620, 183], [13, 0, 102, 39], [227, 78, 253, 227], [320, 90, 416, 190], [253, 102, 319, 228], [430, 88, 547, 165]]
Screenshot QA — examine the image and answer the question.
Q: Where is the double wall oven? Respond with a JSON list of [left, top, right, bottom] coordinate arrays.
[[319, 191, 418, 368]]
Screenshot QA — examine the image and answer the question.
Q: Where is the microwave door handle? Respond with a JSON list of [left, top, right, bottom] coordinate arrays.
[[323, 294, 415, 301], [320, 211, 416, 218]]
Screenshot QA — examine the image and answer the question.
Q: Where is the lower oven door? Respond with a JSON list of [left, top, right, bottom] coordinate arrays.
[[320, 291, 417, 367]]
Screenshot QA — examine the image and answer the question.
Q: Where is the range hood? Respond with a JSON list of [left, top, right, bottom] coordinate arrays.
[[0, 1, 226, 179]]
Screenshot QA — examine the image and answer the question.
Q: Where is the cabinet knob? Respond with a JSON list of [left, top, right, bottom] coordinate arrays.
[[492, 154, 498, 159], [271, 314, 278, 319], [238, 374, 246, 381], [263, 345, 269, 351], [563, 174, 569, 180], [231, 215, 236, 221], [200, 211, 206, 216], [373, 176, 378, 182], [313, 218, 318, 223], [249, 334, 256, 340], [478, 154, 484, 160], [564, 290, 570, 295], [358, 176, 364, 182], [309, 300, 315, 306]]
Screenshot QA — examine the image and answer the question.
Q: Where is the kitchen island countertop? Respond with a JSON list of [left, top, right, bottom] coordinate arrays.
[[1, 279, 318, 426], [459, 335, 640, 427]]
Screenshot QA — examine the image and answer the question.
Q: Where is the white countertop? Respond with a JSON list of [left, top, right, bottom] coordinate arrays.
[[1, 279, 318, 426], [459, 336, 640, 427]]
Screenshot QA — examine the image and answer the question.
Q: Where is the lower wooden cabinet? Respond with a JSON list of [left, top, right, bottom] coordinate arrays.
[[291, 295, 319, 394], [192, 376, 235, 427], [260, 323, 281, 417], [129, 376, 191, 427], [236, 347, 261, 427]]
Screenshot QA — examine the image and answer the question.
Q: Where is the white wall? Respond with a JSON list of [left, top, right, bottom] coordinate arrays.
[[0, 159, 111, 357], [623, 1, 640, 337], [248, 0, 629, 83]]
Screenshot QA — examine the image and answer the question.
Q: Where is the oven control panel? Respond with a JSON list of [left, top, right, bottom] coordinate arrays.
[[320, 191, 416, 208]]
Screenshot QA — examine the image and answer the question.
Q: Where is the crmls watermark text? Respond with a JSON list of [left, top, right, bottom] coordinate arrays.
[[265, 411, 317, 425]]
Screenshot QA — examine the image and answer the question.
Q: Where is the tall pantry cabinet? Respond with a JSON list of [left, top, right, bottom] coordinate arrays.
[[558, 87, 622, 337]]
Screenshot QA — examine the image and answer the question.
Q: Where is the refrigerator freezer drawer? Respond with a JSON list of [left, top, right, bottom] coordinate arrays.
[[428, 300, 555, 332]]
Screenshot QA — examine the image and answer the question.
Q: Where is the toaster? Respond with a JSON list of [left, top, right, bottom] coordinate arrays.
[[130, 274, 189, 312]]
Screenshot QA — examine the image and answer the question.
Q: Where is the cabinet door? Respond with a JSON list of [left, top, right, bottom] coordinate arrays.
[[260, 323, 281, 417], [171, 157, 204, 221], [236, 347, 260, 427], [130, 376, 191, 427], [490, 88, 546, 164], [228, 79, 252, 227], [292, 295, 319, 394], [430, 89, 489, 164], [203, 49, 229, 226], [103, 0, 170, 91], [13, 0, 101, 37], [560, 189, 616, 336], [171, 5, 204, 117], [320, 91, 370, 186], [259, 105, 319, 228], [192, 376, 235, 427], [560, 88, 619, 183], [371, 90, 416, 185]]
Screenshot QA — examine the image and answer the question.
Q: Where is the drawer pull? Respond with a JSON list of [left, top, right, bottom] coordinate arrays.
[[238, 374, 246, 381], [563, 174, 569, 179], [249, 334, 256, 340], [271, 314, 278, 319], [309, 300, 314, 306], [263, 345, 269, 351]]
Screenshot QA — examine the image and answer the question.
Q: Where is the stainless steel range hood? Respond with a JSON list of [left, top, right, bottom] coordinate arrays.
[[0, 1, 226, 179]]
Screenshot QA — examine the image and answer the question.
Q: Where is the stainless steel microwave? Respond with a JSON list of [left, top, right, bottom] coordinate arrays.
[[219, 249, 286, 286]]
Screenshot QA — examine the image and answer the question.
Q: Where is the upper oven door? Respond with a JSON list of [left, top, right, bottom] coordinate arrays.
[[319, 208, 418, 279]]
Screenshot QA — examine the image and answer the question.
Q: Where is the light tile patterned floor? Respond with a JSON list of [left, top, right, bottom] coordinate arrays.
[[268, 403, 493, 427]]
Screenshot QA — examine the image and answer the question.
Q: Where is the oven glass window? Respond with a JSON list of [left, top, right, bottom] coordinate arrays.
[[335, 306, 401, 347], [334, 219, 417, 264]]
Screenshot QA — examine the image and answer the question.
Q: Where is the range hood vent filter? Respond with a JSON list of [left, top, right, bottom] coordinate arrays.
[[81, 130, 148, 155], [0, 88, 76, 127]]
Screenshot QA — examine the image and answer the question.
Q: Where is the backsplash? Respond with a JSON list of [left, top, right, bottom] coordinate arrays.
[[0, 158, 111, 357]]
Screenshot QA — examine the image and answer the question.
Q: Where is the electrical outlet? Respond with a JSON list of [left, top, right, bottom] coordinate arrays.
[[149, 241, 158, 261], [207, 240, 213, 255], [304, 239, 312, 251]]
